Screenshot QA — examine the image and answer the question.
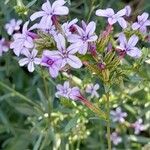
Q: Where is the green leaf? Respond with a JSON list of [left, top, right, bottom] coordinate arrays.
[[65, 116, 78, 132], [33, 134, 43, 150]]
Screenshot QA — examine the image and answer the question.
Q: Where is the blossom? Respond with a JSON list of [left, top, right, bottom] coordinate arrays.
[[110, 132, 122, 145], [19, 49, 41, 72], [132, 118, 145, 134], [46, 33, 82, 69], [117, 33, 141, 58], [10, 21, 35, 56], [68, 21, 98, 54], [95, 8, 127, 28], [132, 12, 150, 33], [55, 81, 80, 100], [41, 50, 62, 78], [5, 19, 22, 35], [30, 0, 69, 28], [62, 18, 78, 36], [0, 38, 9, 56], [110, 107, 127, 123], [86, 83, 100, 98]]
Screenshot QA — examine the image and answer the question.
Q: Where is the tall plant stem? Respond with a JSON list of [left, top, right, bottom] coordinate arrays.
[[42, 73, 51, 119], [106, 92, 112, 150]]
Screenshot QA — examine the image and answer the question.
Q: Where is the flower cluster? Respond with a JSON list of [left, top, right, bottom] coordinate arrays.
[[0, 1, 149, 148]]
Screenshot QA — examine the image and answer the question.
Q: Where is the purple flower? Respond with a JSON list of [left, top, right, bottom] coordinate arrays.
[[68, 21, 98, 55], [46, 33, 82, 69], [30, 0, 69, 28], [10, 21, 35, 56], [117, 33, 141, 58], [55, 81, 80, 100], [41, 50, 62, 78], [110, 107, 127, 123], [132, 12, 150, 33], [62, 18, 78, 36], [95, 8, 127, 28], [110, 132, 122, 145], [5, 19, 22, 35], [19, 49, 41, 72], [132, 118, 145, 134], [86, 83, 100, 98], [0, 38, 9, 56]]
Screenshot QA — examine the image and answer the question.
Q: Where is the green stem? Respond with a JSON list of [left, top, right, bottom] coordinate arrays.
[[42, 73, 51, 119], [0, 81, 43, 113], [106, 92, 112, 150]]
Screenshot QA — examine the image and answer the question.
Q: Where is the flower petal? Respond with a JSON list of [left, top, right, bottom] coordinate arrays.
[[67, 55, 82, 68], [117, 17, 127, 29], [19, 58, 29, 66], [128, 35, 139, 47], [127, 47, 142, 58], [28, 62, 35, 72], [30, 11, 45, 21]]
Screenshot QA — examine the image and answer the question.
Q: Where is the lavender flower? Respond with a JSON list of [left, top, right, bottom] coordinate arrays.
[[19, 49, 41, 72], [41, 50, 62, 78], [110, 107, 127, 123], [95, 8, 127, 28], [55, 81, 80, 100], [30, 0, 69, 28], [132, 118, 145, 134], [86, 83, 100, 98], [117, 33, 141, 58], [68, 21, 98, 55], [5, 19, 22, 35], [10, 21, 35, 56], [110, 132, 122, 145], [46, 33, 82, 69], [132, 12, 150, 33], [0, 38, 9, 56], [62, 18, 78, 36]]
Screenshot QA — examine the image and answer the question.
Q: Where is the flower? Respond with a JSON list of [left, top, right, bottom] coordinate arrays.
[[110, 132, 122, 145], [30, 0, 69, 28], [55, 81, 80, 100], [132, 118, 145, 134], [5, 19, 22, 35], [68, 21, 98, 55], [0, 38, 9, 56], [10, 21, 35, 56], [132, 12, 150, 33], [117, 33, 141, 58], [41, 50, 62, 78], [110, 107, 127, 123], [62, 18, 78, 36], [95, 8, 127, 28], [86, 83, 100, 98], [46, 33, 82, 69], [19, 49, 41, 72]]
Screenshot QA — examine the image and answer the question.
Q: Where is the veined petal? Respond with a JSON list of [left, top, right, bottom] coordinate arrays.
[[87, 35, 98, 42], [128, 35, 139, 48], [116, 8, 126, 17], [30, 11, 45, 21], [55, 33, 66, 50], [78, 42, 88, 55], [22, 21, 29, 34], [67, 55, 82, 68], [42, 0, 52, 12], [138, 12, 149, 23], [117, 17, 127, 29], [108, 17, 117, 25], [19, 58, 29, 66], [34, 58, 41, 65], [86, 21, 96, 36], [118, 33, 127, 49], [67, 34, 82, 43], [28, 62, 35, 72], [49, 65, 59, 78], [31, 49, 38, 57], [53, 6, 69, 15], [132, 22, 140, 30], [127, 47, 141, 58], [67, 44, 79, 54], [96, 8, 114, 17]]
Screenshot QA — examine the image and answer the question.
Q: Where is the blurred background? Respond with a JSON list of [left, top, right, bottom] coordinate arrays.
[[0, 0, 150, 149]]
